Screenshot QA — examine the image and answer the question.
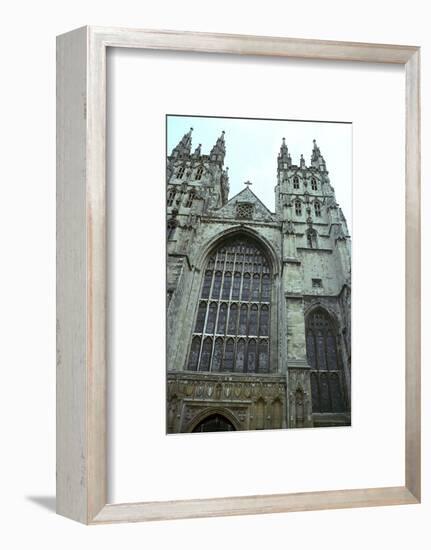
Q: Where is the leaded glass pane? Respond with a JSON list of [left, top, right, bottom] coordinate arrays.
[[216, 303, 227, 334], [249, 304, 258, 336], [200, 338, 212, 371], [320, 373, 331, 412], [310, 372, 319, 410], [227, 304, 238, 334], [258, 340, 269, 373], [326, 332, 338, 370], [306, 331, 316, 368], [232, 272, 241, 300], [212, 271, 222, 299], [221, 272, 232, 299], [239, 304, 248, 335], [259, 305, 269, 336], [235, 339, 245, 372], [195, 302, 207, 332], [262, 274, 270, 301], [241, 273, 250, 302], [212, 338, 223, 372], [201, 270, 212, 299], [251, 274, 260, 300], [224, 339, 234, 372], [206, 303, 217, 333], [187, 336, 201, 371], [316, 330, 326, 370], [247, 339, 257, 373]]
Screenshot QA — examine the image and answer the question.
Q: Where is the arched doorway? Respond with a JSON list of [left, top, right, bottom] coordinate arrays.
[[192, 413, 236, 432]]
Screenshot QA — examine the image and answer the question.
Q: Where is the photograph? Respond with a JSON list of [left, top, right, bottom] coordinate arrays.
[[0, 0, 424, 539], [166, 115, 352, 433]]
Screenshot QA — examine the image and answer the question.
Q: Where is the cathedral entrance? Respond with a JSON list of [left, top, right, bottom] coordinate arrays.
[[192, 413, 236, 432]]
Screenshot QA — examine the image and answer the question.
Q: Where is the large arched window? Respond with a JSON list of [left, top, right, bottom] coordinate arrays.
[[186, 236, 272, 373], [305, 308, 347, 414]]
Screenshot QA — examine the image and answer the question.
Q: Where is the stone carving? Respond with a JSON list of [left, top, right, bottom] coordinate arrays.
[[283, 220, 295, 235]]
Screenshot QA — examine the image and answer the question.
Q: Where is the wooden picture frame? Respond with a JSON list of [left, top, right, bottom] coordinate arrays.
[[56, 26, 421, 524]]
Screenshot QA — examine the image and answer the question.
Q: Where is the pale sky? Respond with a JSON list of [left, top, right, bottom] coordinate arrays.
[[167, 115, 352, 232]]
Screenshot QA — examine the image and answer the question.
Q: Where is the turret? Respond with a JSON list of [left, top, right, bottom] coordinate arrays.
[[277, 137, 292, 174], [210, 130, 226, 164], [170, 127, 193, 158], [310, 139, 327, 172], [192, 143, 202, 158]]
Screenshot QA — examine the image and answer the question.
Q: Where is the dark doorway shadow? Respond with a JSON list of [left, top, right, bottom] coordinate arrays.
[[26, 495, 56, 513]]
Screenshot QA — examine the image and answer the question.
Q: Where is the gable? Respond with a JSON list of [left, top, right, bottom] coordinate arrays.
[[211, 186, 276, 222]]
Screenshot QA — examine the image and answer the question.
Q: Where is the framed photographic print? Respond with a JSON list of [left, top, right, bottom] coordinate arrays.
[[56, 27, 420, 524], [165, 115, 352, 433]]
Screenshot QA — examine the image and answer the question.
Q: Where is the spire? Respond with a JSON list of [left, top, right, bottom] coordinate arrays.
[[278, 137, 291, 172], [171, 127, 193, 158], [182, 127, 193, 147], [310, 139, 326, 171], [210, 130, 226, 164], [300, 154, 306, 169], [192, 143, 202, 158]]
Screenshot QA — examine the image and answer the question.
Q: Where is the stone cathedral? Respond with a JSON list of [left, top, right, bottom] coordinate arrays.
[[166, 127, 351, 433]]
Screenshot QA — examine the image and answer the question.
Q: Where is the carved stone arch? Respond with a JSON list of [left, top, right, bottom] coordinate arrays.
[[195, 226, 281, 276], [186, 407, 241, 433]]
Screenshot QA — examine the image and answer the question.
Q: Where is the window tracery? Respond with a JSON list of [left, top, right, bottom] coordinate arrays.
[[236, 203, 254, 219], [195, 166, 204, 180], [305, 308, 346, 414], [167, 188, 176, 207], [185, 190, 195, 207], [186, 237, 272, 373]]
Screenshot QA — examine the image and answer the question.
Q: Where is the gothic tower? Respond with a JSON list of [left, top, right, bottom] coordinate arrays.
[[275, 137, 351, 427]]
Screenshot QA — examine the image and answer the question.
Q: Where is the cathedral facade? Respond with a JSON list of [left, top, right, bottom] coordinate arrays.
[[166, 127, 351, 433]]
